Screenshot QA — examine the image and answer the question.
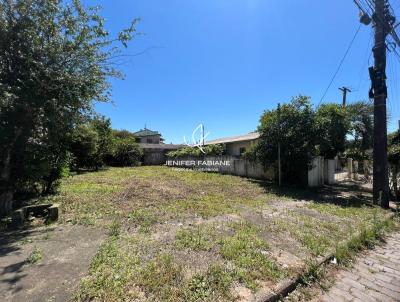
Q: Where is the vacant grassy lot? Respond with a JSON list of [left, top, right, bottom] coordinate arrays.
[[40, 166, 394, 301]]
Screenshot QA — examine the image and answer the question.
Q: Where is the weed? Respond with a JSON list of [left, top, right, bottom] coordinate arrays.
[[184, 265, 234, 301], [335, 216, 395, 265], [301, 260, 326, 287], [136, 254, 183, 301], [186, 275, 210, 301], [127, 208, 158, 232], [76, 237, 139, 301], [108, 220, 121, 237], [298, 234, 331, 256], [20, 238, 33, 245], [27, 246, 43, 264], [167, 195, 235, 218], [175, 225, 217, 251], [220, 222, 283, 289]]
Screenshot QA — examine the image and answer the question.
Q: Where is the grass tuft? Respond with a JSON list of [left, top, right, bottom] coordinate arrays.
[[127, 208, 158, 232], [335, 215, 395, 265], [175, 225, 217, 251], [220, 222, 284, 290], [27, 246, 43, 264], [136, 254, 183, 301]]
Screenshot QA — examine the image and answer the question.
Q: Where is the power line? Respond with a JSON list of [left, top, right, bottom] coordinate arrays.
[[362, 0, 400, 48], [318, 24, 362, 107], [354, 32, 373, 101]]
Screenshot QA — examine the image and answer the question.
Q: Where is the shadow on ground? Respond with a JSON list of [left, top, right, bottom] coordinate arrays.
[[0, 224, 106, 302], [251, 179, 375, 208]]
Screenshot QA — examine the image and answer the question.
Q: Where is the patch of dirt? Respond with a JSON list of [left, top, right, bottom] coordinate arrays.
[[174, 250, 222, 279], [291, 207, 340, 222], [149, 213, 241, 243], [114, 176, 195, 208], [0, 224, 106, 302], [233, 285, 254, 302]]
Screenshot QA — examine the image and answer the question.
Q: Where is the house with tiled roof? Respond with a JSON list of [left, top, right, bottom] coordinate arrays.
[[133, 128, 163, 144], [133, 127, 183, 165]]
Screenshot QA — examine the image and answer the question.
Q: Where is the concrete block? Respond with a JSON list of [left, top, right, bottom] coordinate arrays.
[[11, 208, 26, 225], [48, 203, 59, 221]]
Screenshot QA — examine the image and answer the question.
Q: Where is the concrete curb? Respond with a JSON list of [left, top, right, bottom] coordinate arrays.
[[11, 203, 60, 226], [256, 253, 334, 302], [257, 211, 397, 302]]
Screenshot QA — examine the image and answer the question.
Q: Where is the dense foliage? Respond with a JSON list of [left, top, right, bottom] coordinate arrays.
[[315, 104, 349, 159], [388, 131, 400, 200], [167, 144, 224, 158], [70, 119, 142, 169], [0, 0, 137, 214], [345, 101, 374, 161], [256, 96, 318, 184], [252, 97, 373, 184], [109, 137, 142, 167]]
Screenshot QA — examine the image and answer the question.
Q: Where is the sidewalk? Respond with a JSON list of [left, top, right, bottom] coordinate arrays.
[[315, 232, 400, 302]]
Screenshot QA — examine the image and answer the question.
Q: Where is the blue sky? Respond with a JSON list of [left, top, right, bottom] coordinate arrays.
[[86, 0, 400, 143]]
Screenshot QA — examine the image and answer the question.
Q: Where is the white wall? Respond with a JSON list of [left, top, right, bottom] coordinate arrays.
[[225, 140, 258, 157]]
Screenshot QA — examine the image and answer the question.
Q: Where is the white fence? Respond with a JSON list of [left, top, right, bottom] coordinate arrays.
[[308, 157, 363, 187], [167, 155, 361, 187], [165, 155, 275, 181]]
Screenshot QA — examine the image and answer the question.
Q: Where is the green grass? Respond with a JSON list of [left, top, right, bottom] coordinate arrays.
[[27, 246, 43, 264], [175, 225, 218, 251], [54, 166, 270, 226], [307, 202, 386, 220], [335, 214, 396, 265], [76, 237, 141, 302], [185, 265, 234, 301], [219, 222, 284, 290], [166, 195, 236, 219], [50, 166, 396, 301], [127, 208, 158, 233], [136, 254, 184, 301]]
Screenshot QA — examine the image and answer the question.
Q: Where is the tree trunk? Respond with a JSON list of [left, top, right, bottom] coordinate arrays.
[[0, 191, 14, 217], [0, 150, 14, 217], [0, 129, 21, 216]]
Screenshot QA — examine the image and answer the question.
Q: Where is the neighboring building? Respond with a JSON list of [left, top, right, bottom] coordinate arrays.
[[133, 128, 183, 165], [133, 128, 163, 144], [139, 143, 185, 165], [205, 132, 260, 157]]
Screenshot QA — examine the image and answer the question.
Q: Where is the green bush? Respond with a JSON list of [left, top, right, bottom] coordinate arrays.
[[167, 144, 224, 158], [70, 124, 100, 170], [108, 137, 142, 167]]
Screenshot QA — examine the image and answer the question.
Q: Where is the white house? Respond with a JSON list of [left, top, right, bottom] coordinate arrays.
[[205, 132, 260, 157]]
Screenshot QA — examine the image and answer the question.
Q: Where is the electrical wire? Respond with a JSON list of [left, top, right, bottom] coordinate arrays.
[[317, 24, 362, 107], [354, 32, 373, 102]]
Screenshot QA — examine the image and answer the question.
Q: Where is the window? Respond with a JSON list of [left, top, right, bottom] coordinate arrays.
[[239, 147, 246, 155], [147, 138, 153, 143]]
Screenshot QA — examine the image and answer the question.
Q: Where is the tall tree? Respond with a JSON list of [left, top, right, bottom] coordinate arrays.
[[90, 116, 113, 170], [257, 96, 318, 184], [0, 0, 138, 215], [345, 101, 374, 161], [315, 104, 350, 159], [388, 131, 400, 200]]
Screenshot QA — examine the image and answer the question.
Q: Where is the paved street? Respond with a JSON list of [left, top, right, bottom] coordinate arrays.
[[316, 232, 400, 302]]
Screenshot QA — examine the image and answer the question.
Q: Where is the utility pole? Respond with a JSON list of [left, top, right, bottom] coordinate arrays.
[[370, 0, 390, 208], [277, 103, 282, 187], [339, 87, 351, 107]]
